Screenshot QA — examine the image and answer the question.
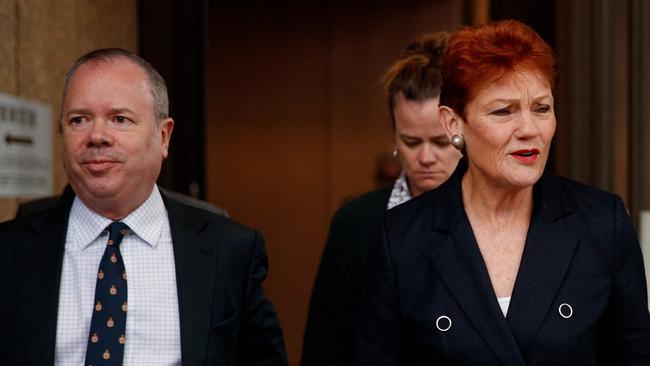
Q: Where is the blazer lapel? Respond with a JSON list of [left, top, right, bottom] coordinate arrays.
[[15, 190, 74, 365], [506, 174, 579, 355], [165, 196, 217, 366], [427, 164, 527, 366]]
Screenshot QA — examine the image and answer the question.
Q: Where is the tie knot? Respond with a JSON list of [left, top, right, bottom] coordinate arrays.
[[107, 222, 130, 247]]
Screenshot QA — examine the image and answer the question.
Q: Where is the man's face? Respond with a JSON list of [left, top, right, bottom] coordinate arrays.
[[61, 58, 173, 219]]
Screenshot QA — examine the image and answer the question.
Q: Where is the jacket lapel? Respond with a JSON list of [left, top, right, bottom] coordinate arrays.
[[16, 189, 74, 365], [164, 195, 217, 366], [506, 174, 579, 355], [431, 164, 525, 366], [427, 166, 527, 365]]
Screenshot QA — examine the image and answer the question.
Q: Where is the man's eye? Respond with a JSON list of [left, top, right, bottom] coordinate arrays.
[[70, 116, 85, 125], [536, 105, 551, 113], [114, 115, 129, 123]]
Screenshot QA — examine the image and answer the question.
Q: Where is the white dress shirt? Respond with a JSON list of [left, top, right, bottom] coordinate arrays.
[[55, 186, 181, 366]]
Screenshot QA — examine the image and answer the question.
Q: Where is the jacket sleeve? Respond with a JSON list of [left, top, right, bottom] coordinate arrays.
[[611, 197, 650, 365], [237, 231, 288, 366], [357, 217, 402, 366], [0, 226, 16, 365], [302, 212, 363, 366]]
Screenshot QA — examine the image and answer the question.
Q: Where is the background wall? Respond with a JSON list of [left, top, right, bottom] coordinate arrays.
[[555, 0, 650, 221], [0, 0, 138, 221], [206, 1, 463, 363]]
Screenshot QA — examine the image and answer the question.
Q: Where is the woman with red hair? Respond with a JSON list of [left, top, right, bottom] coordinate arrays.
[[358, 20, 650, 365]]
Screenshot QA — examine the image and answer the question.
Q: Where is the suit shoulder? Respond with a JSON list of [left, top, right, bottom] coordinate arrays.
[[0, 217, 27, 236], [381, 187, 435, 228], [539, 175, 628, 250], [166, 197, 259, 246], [160, 188, 229, 217], [545, 174, 622, 211], [330, 186, 391, 225], [553, 175, 617, 198], [0, 208, 53, 238]]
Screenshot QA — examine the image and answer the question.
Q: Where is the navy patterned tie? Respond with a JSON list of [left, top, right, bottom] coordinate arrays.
[[85, 222, 130, 365]]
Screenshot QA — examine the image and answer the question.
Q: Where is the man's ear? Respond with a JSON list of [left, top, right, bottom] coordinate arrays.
[[159, 117, 174, 159], [438, 106, 464, 139]]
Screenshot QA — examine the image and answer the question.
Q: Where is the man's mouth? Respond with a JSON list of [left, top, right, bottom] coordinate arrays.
[[83, 160, 118, 172]]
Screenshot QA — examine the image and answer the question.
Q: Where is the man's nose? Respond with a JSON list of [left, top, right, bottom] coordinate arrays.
[[86, 119, 113, 147]]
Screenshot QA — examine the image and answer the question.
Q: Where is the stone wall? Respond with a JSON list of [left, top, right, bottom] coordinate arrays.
[[0, 0, 137, 221]]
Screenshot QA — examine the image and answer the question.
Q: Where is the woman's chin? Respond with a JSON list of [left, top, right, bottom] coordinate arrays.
[[503, 172, 543, 190]]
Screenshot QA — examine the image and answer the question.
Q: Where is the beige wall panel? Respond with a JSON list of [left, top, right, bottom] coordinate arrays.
[[0, 0, 137, 221], [17, 0, 77, 198], [0, 201, 18, 220], [0, 0, 16, 94], [0, 0, 16, 220], [17, 0, 75, 101], [77, 0, 138, 54]]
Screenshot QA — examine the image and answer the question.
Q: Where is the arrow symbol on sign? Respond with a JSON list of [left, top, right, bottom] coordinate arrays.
[[5, 134, 33, 145]]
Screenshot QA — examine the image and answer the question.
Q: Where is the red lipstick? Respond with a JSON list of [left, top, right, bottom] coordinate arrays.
[[511, 148, 539, 163]]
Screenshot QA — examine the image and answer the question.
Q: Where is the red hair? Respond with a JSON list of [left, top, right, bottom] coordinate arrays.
[[439, 20, 556, 116]]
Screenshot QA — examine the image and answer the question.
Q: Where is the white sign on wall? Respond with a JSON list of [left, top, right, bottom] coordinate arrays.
[[0, 92, 53, 197]]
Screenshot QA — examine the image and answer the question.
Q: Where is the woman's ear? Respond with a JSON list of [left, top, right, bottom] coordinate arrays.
[[438, 106, 463, 139]]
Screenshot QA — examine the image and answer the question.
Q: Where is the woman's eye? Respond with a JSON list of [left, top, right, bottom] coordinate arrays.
[[491, 108, 510, 116], [536, 105, 551, 113]]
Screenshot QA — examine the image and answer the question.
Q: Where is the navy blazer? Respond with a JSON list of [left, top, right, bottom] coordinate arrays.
[[302, 186, 392, 365], [0, 188, 287, 366], [358, 162, 650, 365]]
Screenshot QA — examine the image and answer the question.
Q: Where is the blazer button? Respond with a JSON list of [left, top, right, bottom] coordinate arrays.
[[558, 303, 573, 319], [435, 315, 452, 332]]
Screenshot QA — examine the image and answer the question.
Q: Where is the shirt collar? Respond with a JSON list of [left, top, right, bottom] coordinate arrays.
[[69, 186, 166, 250], [386, 172, 413, 209]]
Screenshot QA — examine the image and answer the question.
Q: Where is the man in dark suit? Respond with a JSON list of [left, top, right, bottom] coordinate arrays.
[[15, 186, 230, 218], [0, 48, 287, 365]]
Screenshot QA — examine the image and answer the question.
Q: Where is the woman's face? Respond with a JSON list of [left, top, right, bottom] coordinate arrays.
[[394, 92, 462, 197], [461, 69, 556, 190]]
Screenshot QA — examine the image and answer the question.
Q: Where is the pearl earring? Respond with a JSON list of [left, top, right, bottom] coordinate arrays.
[[450, 135, 465, 150]]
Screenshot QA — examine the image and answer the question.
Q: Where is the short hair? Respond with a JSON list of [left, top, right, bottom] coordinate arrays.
[[439, 20, 556, 117], [383, 32, 450, 128], [62, 48, 169, 120]]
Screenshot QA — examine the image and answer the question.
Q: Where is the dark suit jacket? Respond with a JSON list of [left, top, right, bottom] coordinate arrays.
[[358, 162, 650, 365], [0, 188, 287, 365], [302, 186, 392, 366], [15, 185, 230, 218]]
